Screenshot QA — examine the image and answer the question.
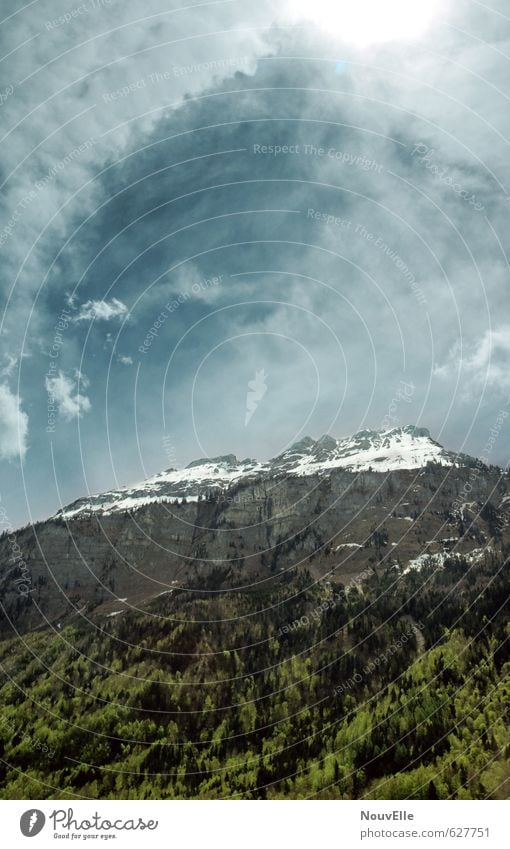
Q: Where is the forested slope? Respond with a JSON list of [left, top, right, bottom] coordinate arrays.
[[0, 546, 508, 800]]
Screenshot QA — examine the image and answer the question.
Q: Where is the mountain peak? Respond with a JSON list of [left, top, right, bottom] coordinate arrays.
[[285, 436, 316, 453], [395, 425, 431, 438], [317, 434, 337, 448], [186, 454, 238, 469]]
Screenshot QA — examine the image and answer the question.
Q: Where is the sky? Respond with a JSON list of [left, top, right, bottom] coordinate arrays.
[[1, 0, 510, 528]]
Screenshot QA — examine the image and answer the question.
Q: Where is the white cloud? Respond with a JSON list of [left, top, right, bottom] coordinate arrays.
[[45, 371, 91, 421], [434, 326, 510, 397], [0, 384, 28, 460], [74, 298, 129, 323], [0, 355, 17, 378]]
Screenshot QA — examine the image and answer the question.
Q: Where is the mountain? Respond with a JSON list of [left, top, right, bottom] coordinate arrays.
[[0, 426, 508, 634], [1, 426, 510, 801], [57, 426, 464, 518]]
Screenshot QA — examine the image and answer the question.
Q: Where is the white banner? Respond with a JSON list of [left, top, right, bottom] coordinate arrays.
[[2, 800, 508, 848]]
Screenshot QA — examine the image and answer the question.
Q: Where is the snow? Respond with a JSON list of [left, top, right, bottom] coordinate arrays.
[[279, 428, 453, 477], [403, 546, 492, 575], [403, 552, 447, 574], [55, 426, 460, 520]]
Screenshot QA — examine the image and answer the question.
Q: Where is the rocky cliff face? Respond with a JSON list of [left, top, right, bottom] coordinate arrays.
[[1, 427, 508, 633]]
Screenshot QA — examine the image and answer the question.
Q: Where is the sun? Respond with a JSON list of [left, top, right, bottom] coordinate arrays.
[[286, 0, 441, 47]]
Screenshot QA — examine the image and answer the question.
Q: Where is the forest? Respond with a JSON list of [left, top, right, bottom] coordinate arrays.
[[0, 545, 509, 799]]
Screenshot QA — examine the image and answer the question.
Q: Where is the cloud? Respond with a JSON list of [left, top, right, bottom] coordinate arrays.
[[0, 384, 28, 460], [45, 371, 91, 421], [434, 326, 510, 398], [3, 0, 510, 526], [0, 355, 17, 379], [74, 298, 129, 323], [0, 0, 273, 347]]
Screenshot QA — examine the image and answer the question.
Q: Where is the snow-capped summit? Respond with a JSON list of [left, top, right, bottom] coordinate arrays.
[[57, 426, 462, 519], [270, 425, 452, 476]]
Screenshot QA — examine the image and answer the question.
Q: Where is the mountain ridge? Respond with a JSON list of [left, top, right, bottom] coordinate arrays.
[[56, 425, 469, 520]]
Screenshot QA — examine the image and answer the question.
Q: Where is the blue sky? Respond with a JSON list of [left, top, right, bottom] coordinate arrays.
[[1, 0, 509, 528]]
